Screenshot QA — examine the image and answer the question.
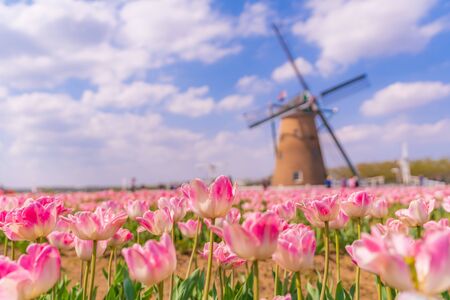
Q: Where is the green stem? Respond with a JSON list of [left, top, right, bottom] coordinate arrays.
[[355, 218, 362, 300], [386, 286, 393, 300], [335, 231, 340, 283], [319, 222, 329, 300], [274, 264, 279, 296], [202, 220, 215, 300], [108, 248, 114, 287], [88, 241, 97, 300], [51, 285, 56, 300], [169, 224, 175, 300], [82, 260, 90, 300], [137, 231, 140, 245], [158, 281, 164, 300], [3, 236, 8, 257], [80, 261, 85, 288], [253, 261, 259, 300], [296, 272, 304, 300], [186, 217, 201, 278], [231, 269, 235, 288], [11, 240, 15, 260], [416, 226, 422, 238], [376, 275, 382, 300], [113, 248, 117, 276], [218, 267, 224, 300]]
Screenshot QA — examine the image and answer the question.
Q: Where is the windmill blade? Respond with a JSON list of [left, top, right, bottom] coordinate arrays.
[[244, 93, 311, 128], [272, 23, 310, 91], [315, 108, 360, 177], [319, 73, 369, 103]]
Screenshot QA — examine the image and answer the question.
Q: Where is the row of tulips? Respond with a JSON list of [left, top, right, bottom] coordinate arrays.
[[0, 176, 449, 299]]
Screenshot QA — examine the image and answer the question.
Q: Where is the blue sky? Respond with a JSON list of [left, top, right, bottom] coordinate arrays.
[[0, 0, 449, 188]]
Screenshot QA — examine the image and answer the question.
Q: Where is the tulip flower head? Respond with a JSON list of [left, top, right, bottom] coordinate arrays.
[[370, 197, 389, 219], [158, 196, 187, 222], [178, 219, 199, 238], [182, 175, 235, 219], [122, 233, 177, 287], [18, 243, 61, 299], [63, 207, 128, 240], [272, 224, 316, 272], [395, 198, 435, 227], [301, 195, 340, 227], [0, 256, 29, 300], [126, 200, 149, 220], [74, 237, 108, 261], [108, 228, 134, 248], [136, 208, 173, 236], [341, 191, 373, 218], [223, 212, 280, 261], [47, 231, 75, 251], [3, 200, 59, 241]]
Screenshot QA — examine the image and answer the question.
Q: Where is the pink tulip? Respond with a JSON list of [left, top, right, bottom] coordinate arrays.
[[3, 200, 59, 241], [108, 228, 133, 248], [395, 198, 435, 227], [375, 218, 409, 235], [200, 242, 245, 270], [182, 175, 235, 219], [47, 231, 75, 251], [301, 195, 340, 226], [329, 209, 350, 229], [136, 208, 173, 235], [126, 200, 149, 220], [370, 197, 389, 219], [122, 233, 177, 286], [270, 201, 296, 221], [204, 208, 241, 238], [341, 191, 373, 218], [0, 256, 29, 300], [273, 295, 292, 300], [178, 219, 199, 238], [223, 212, 280, 261], [74, 237, 108, 261], [158, 197, 187, 222], [18, 243, 61, 299], [347, 229, 450, 295], [272, 224, 316, 272], [63, 207, 127, 240], [423, 219, 449, 232]]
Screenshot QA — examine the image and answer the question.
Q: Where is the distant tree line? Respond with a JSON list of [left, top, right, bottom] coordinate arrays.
[[329, 158, 450, 183]]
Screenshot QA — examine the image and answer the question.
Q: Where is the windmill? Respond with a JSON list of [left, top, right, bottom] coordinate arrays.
[[243, 24, 368, 186]]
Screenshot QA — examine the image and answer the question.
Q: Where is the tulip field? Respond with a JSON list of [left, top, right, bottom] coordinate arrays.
[[0, 176, 449, 300]]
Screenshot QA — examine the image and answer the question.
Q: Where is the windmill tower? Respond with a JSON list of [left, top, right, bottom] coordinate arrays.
[[244, 24, 368, 186]]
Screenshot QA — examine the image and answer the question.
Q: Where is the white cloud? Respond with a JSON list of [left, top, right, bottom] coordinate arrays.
[[361, 81, 450, 116], [82, 82, 178, 109], [166, 86, 215, 117], [237, 2, 272, 37], [0, 0, 269, 89], [217, 94, 254, 111], [320, 118, 450, 166], [236, 75, 273, 94], [293, 0, 445, 74], [271, 57, 314, 82]]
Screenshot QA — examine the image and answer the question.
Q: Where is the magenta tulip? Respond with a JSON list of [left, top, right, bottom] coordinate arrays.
[[0, 256, 29, 300], [108, 228, 133, 248], [3, 200, 58, 241]]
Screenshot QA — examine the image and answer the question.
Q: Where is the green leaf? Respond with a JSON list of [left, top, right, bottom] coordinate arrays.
[[123, 275, 136, 300]]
